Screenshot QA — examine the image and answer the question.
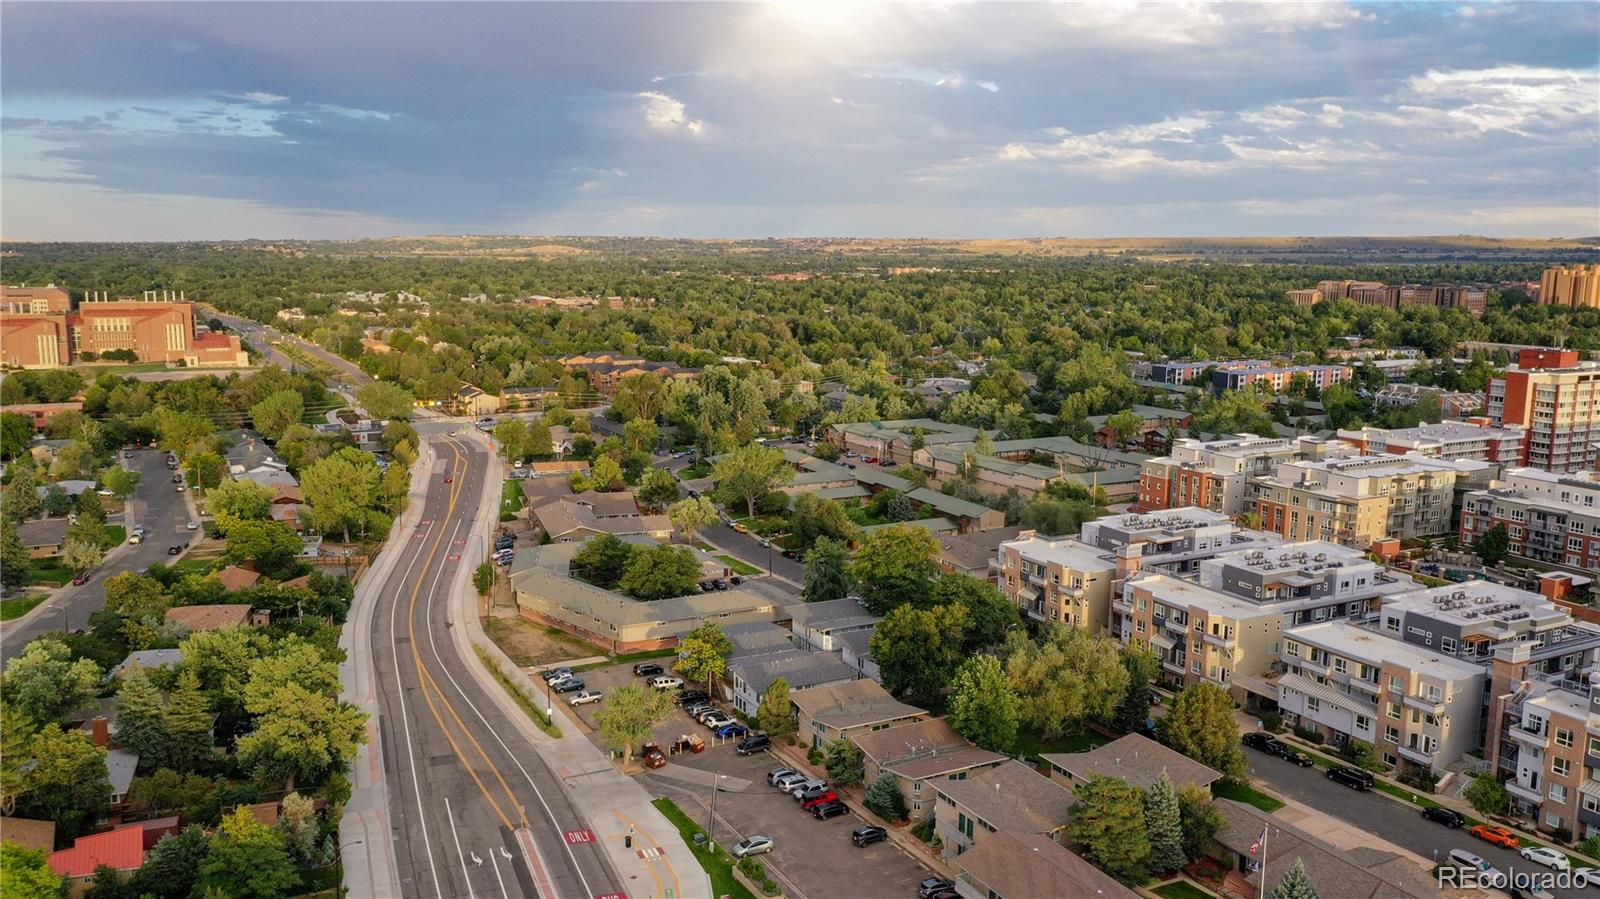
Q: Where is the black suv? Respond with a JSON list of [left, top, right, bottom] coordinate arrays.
[[633, 662, 664, 677], [812, 801, 849, 820], [1422, 807, 1464, 828], [1325, 766, 1371, 791], [1242, 732, 1288, 756], [675, 690, 709, 706], [851, 825, 888, 847], [736, 734, 771, 756]]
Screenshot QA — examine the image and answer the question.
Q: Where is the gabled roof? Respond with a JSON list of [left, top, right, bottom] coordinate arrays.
[[727, 648, 858, 697], [106, 749, 139, 795], [165, 603, 253, 631], [49, 824, 146, 878], [934, 760, 1076, 834], [853, 717, 968, 762], [1214, 799, 1437, 899], [211, 566, 261, 591], [937, 525, 1024, 571], [110, 649, 184, 677], [790, 679, 922, 730], [953, 831, 1136, 899], [16, 517, 70, 547], [0, 817, 57, 853], [1042, 733, 1222, 792], [789, 598, 880, 633]]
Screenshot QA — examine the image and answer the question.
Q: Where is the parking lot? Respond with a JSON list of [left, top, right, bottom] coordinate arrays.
[[554, 661, 934, 899]]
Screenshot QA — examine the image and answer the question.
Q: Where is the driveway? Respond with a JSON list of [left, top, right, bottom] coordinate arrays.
[[2, 449, 195, 659]]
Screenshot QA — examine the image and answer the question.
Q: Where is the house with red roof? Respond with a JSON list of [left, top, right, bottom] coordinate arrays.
[[47, 817, 179, 885]]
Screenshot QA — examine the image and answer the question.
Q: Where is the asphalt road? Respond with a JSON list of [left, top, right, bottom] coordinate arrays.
[[1246, 751, 1590, 897], [701, 522, 805, 584], [1, 449, 193, 660], [369, 425, 622, 898], [207, 310, 371, 387]]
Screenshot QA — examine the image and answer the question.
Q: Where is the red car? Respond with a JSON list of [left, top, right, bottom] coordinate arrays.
[[71, 573, 91, 586], [443, 475, 454, 483], [801, 791, 839, 810]]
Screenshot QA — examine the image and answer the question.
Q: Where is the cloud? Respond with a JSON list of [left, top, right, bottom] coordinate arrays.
[[997, 143, 1035, 161], [638, 91, 704, 135], [241, 91, 288, 104]]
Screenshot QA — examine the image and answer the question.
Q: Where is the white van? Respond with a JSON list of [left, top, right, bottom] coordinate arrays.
[[128, 532, 142, 544], [650, 675, 684, 691]]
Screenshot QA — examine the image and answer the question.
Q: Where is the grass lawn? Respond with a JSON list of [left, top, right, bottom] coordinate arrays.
[[715, 554, 761, 576], [500, 480, 524, 519], [26, 557, 71, 587], [473, 645, 561, 737], [170, 557, 219, 576], [103, 525, 126, 545], [1213, 780, 1285, 812], [1154, 880, 1217, 899], [1011, 727, 1111, 766], [0, 593, 49, 622], [650, 797, 758, 899]]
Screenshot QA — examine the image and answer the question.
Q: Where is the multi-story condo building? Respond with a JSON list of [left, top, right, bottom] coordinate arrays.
[[1134, 435, 1351, 514], [1078, 507, 1283, 580], [1373, 383, 1485, 419], [1148, 359, 1273, 386], [1336, 421, 1526, 466], [1211, 364, 1352, 395], [999, 534, 1116, 632], [1277, 621, 1483, 770], [1485, 349, 1600, 472], [1460, 468, 1600, 571], [1344, 284, 1487, 315], [1539, 264, 1600, 309], [1285, 289, 1322, 307], [1253, 454, 1490, 548]]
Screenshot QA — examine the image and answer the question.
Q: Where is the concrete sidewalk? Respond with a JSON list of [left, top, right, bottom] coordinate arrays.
[[452, 428, 713, 899]]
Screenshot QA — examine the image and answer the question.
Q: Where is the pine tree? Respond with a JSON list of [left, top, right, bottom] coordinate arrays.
[[1068, 776, 1150, 883], [1268, 858, 1320, 899], [115, 666, 170, 770], [1143, 772, 1186, 873], [164, 669, 214, 773], [864, 771, 907, 821], [130, 825, 210, 899]]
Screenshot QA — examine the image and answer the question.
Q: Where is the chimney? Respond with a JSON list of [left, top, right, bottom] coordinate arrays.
[[90, 716, 109, 747]]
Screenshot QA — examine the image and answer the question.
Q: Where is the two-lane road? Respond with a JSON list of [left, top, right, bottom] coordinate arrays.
[[369, 426, 621, 897]]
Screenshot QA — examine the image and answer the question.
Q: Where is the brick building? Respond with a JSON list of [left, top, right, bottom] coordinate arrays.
[[1485, 349, 1600, 472], [0, 289, 247, 369]]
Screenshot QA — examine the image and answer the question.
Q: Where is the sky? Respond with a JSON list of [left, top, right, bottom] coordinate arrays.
[[2, 1, 1597, 241]]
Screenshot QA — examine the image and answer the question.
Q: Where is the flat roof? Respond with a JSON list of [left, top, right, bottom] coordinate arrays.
[[1286, 621, 1484, 680], [1130, 573, 1287, 619], [1001, 534, 1114, 572], [1384, 579, 1568, 628]]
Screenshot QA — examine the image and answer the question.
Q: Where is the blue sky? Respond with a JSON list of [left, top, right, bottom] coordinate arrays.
[[2, 2, 1596, 240]]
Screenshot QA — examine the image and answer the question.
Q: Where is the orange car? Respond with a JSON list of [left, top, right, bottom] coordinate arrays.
[[1469, 824, 1519, 848]]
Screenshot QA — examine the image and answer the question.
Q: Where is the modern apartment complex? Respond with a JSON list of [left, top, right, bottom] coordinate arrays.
[[1253, 454, 1490, 548], [1460, 468, 1600, 571], [1539, 264, 1600, 309], [998, 534, 1116, 631], [1148, 359, 1271, 386], [0, 287, 246, 369], [1336, 421, 1526, 465], [1210, 364, 1352, 395], [1485, 349, 1600, 472], [1134, 435, 1349, 515]]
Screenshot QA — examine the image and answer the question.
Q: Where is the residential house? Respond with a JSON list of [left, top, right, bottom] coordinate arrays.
[[1210, 799, 1438, 899], [530, 498, 672, 541], [948, 830, 1136, 899], [854, 719, 1007, 821], [836, 629, 881, 684], [933, 760, 1076, 860], [164, 604, 262, 631], [48, 818, 181, 887], [16, 518, 69, 558], [1042, 733, 1222, 793], [454, 382, 502, 416], [110, 648, 184, 678], [211, 565, 261, 591], [937, 525, 1023, 582], [789, 599, 880, 652], [725, 649, 859, 716], [789, 679, 925, 749]]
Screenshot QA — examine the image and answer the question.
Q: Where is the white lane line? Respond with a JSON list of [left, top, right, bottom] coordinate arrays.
[[444, 797, 477, 899], [386, 454, 446, 899], [486, 843, 510, 899], [422, 435, 601, 897]]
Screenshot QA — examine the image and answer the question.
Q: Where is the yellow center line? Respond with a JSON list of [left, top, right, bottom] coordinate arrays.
[[613, 809, 682, 899]]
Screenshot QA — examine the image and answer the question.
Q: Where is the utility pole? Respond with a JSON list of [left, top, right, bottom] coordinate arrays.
[[707, 773, 723, 844]]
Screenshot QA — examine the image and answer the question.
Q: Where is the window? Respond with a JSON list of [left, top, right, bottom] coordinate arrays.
[[1587, 736, 1600, 757], [1385, 617, 1400, 633], [1285, 641, 1299, 657], [1333, 658, 1347, 674], [1306, 696, 1321, 712], [957, 813, 974, 839], [1558, 728, 1575, 748], [1389, 676, 1404, 692], [1440, 637, 1456, 654], [1551, 784, 1569, 803], [1387, 702, 1402, 720], [1385, 726, 1399, 743], [1554, 758, 1572, 777]]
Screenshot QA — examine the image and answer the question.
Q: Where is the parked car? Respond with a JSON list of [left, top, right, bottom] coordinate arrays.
[[171, 474, 184, 483], [71, 573, 91, 586], [800, 789, 838, 809], [1447, 849, 1502, 883], [540, 667, 574, 683], [167, 545, 183, 555], [789, 778, 827, 799], [781, 550, 799, 560], [633, 662, 664, 677], [811, 801, 849, 820], [731, 836, 774, 859], [185, 521, 198, 530], [851, 825, 888, 846], [650, 675, 684, 690], [683, 703, 714, 719], [1242, 732, 1288, 756], [552, 678, 586, 694], [736, 734, 771, 755], [1469, 825, 1520, 849], [567, 690, 603, 706], [701, 712, 734, 729], [174, 484, 186, 493], [767, 767, 795, 786], [676, 690, 708, 706], [1520, 846, 1569, 871], [1325, 767, 1370, 791], [714, 722, 748, 739], [919, 879, 956, 899], [1422, 807, 1465, 828], [773, 772, 809, 792], [1283, 750, 1315, 767], [710, 579, 729, 591]]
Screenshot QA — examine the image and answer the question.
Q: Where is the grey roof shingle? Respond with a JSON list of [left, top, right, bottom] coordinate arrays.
[[953, 831, 1136, 899], [727, 649, 857, 697], [1041, 733, 1222, 792], [789, 679, 921, 730], [934, 760, 1076, 834]]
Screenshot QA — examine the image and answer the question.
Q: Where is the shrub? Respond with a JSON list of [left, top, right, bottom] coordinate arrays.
[[865, 771, 907, 821], [1578, 835, 1600, 858], [1551, 826, 1573, 845], [807, 746, 824, 766], [1292, 725, 1324, 744], [736, 857, 766, 880], [911, 817, 936, 843], [1397, 767, 1439, 793], [1259, 711, 1284, 733]]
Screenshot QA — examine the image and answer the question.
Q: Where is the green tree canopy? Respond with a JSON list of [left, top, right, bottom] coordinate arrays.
[[849, 523, 940, 615], [636, 466, 680, 510], [592, 684, 675, 764], [355, 381, 415, 420], [787, 493, 859, 549], [1003, 626, 1128, 740], [711, 443, 793, 517], [196, 806, 301, 899], [668, 495, 719, 542], [250, 390, 305, 441], [947, 654, 1019, 753], [1159, 682, 1247, 780], [0, 524, 32, 592], [802, 536, 851, 604], [864, 770, 907, 822], [675, 621, 733, 692], [1069, 776, 1150, 883], [756, 676, 796, 741], [300, 447, 383, 542], [1144, 771, 1187, 873], [0, 841, 65, 899], [618, 544, 701, 600], [869, 603, 967, 702], [570, 533, 637, 588], [2, 638, 102, 725]]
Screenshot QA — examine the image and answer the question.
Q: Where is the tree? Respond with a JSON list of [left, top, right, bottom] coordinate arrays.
[[130, 825, 210, 899], [1, 702, 37, 815], [114, 666, 171, 769], [787, 493, 858, 549], [164, 669, 215, 773], [40, 487, 74, 518], [870, 603, 967, 702], [356, 381, 415, 420], [280, 790, 324, 866], [3, 467, 42, 523], [236, 685, 366, 787], [185, 451, 227, 491], [930, 573, 1017, 652], [128, 768, 214, 818], [637, 467, 680, 510], [207, 478, 275, 532], [0, 412, 32, 461], [2, 638, 102, 724], [884, 491, 916, 522], [0, 842, 64, 899], [1113, 644, 1159, 734], [1004, 627, 1128, 740], [101, 466, 141, 501], [60, 536, 105, 575], [75, 488, 107, 526], [1, 522, 32, 591], [802, 536, 851, 604], [196, 806, 301, 899], [864, 771, 907, 821], [668, 496, 719, 542], [1144, 772, 1186, 874], [947, 655, 1019, 752], [756, 676, 797, 741], [250, 390, 304, 441], [613, 373, 668, 423], [1475, 523, 1510, 568], [1177, 783, 1223, 862], [579, 455, 625, 492], [300, 447, 382, 542], [849, 523, 940, 615], [473, 562, 496, 597], [1105, 409, 1146, 446], [570, 534, 636, 588], [1159, 682, 1246, 780], [1463, 775, 1511, 817], [1268, 858, 1320, 899], [103, 572, 168, 620], [1339, 738, 1381, 772], [1068, 776, 1150, 883], [676, 621, 733, 694], [618, 544, 701, 600], [712, 443, 793, 517], [222, 519, 303, 573], [592, 684, 674, 764], [14, 725, 111, 840], [823, 739, 864, 786], [492, 419, 528, 462], [623, 418, 659, 453]]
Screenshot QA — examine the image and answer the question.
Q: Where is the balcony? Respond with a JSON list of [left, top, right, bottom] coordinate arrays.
[[1112, 596, 1133, 614], [1203, 630, 1237, 648], [1398, 743, 1436, 766], [1509, 724, 1551, 750], [1296, 657, 1330, 677], [1163, 617, 1189, 636], [1403, 694, 1447, 715], [1506, 780, 1545, 806], [1162, 658, 1187, 675]]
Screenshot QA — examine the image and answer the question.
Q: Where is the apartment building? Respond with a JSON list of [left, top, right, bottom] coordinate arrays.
[[1539, 264, 1600, 309], [1148, 359, 1272, 386], [1134, 435, 1350, 515], [1253, 454, 1489, 548], [1374, 383, 1485, 419], [1486, 634, 1600, 838], [1285, 288, 1322, 307], [1211, 364, 1353, 395], [1460, 468, 1600, 571], [1081, 507, 1284, 577], [1278, 621, 1483, 770], [1344, 284, 1487, 315], [998, 533, 1116, 631], [1336, 421, 1525, 466], [1485, 349, 1600, 472], [1316, 280, 1385, 302]]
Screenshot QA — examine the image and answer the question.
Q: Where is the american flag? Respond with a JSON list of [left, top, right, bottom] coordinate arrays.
[[1249, 826, 1267, 855]]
